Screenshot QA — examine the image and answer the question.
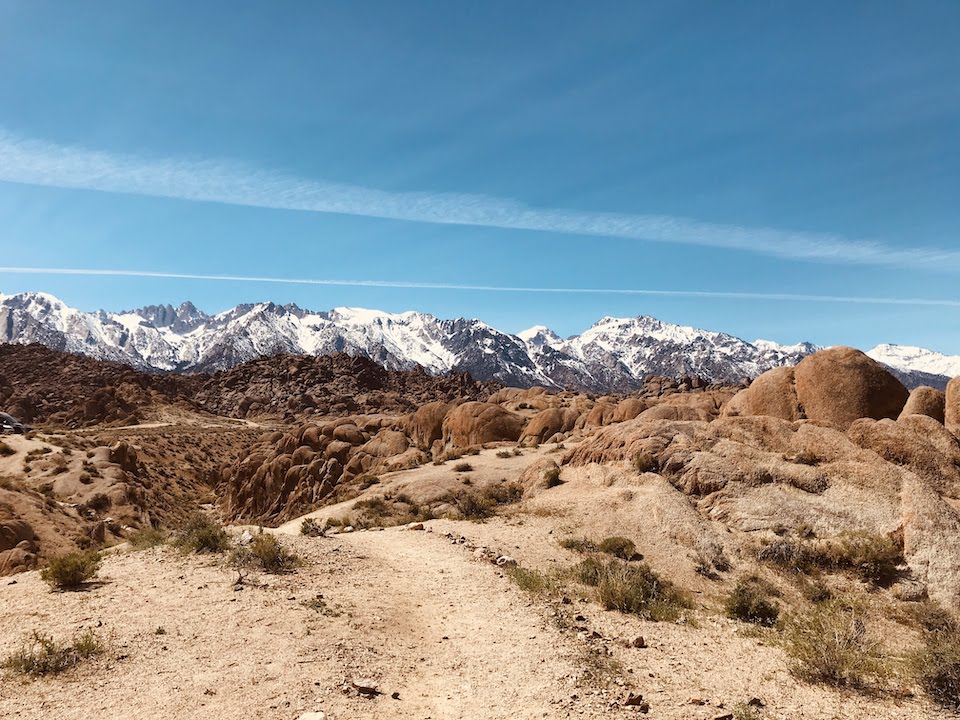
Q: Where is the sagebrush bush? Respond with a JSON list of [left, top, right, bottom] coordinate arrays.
[[575, 557, 689, 621], [725, 576, 780, 626], [911, 607, 960, 710], [232, 533, 299, 573], [633, 452, 658, 473], [560, 537, 598, 553], [300, 517, 324, 537], [173, 514, 229, 554], [126, 526, 167, 550], [543, 466, 563, 487], [496, 449, 513, 459], [452, 482, 523, 520], [3, 629, 102, 676], [453, 461, 474, 472], [598, 536, 638, 560], [758, 531, 902, 585], [506, 565, 554, 594], [40, 551, 101, 590], [782, 600, 881, 687]]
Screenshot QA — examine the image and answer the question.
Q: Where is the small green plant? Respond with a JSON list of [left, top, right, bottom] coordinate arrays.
[[232, 532, 299, 573], [782, 599, 881, 687], [598, 536, 638, 560], [3, 629, 102, 676], [173, 514, 229, 554], [725, 576, 780, 627], [40, 551, 101, 590], [126, 526, 167, 550], [632, 452, 658, 473], [453, 461, 474, 472], [300, 517, 325, 537]]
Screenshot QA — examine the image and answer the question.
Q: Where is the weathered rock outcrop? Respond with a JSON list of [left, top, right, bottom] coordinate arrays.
[[441, 402, 526, 447]]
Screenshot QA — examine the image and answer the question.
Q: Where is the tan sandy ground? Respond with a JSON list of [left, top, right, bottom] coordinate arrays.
[[0, 445, 946, 719]]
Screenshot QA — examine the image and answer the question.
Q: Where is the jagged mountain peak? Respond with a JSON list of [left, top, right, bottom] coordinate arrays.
[[0, 290, 951, 391]]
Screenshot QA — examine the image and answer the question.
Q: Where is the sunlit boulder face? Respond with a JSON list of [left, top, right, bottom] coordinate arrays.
[[440, 402, 527, 448], [899, 386, 945, 423], [724, 347, 909, 430]]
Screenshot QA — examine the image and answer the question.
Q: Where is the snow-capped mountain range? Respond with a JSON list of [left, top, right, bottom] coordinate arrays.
[[0, 291, 955, 391]]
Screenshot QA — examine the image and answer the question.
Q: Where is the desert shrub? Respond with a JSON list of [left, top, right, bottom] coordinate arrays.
[[512, 448, 522, 456], [598, 536, 638, 560], [3, 629, 102, 676], [40, 551, 101, 590], [173, 514, 229, 554], [464, 447, 481, 456], [759, 531, 902, 586], [506, 565, 554, 594], [0, 441, 14, 456], [126, 526, 167, 550], [543, 466, 563, 487], [632, 452, 658, 473], [453, 461, 474, 472], [484, 481, 523, 505], [593, 559, 690, 621], [732, 702, 762, 720], [573, 556, 606, 587], [83, 493, 112, 512], [353, 496, 390, 514], [782, 600, 881, 687], [496, 449, 513, 459], [300, 517, 325, 537], [560, 537, 598, 553], [725, 576, 780, 627], [232, 533, 299, 573], [811, 532, 902, 585], [453, 490, 494, 520], [906, 605, 960, 709]]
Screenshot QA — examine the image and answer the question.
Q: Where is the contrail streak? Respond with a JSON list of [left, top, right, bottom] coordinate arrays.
[[2, 266, 960, 307], [0, 128, 956, 270]]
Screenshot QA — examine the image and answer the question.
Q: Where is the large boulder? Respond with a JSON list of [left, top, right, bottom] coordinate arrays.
[[521, 408, 567, 444], [899, 386, 945, 423], [794, 347, 908, 429], [946, 377, 960, 434], [441, 402, 526, 447], [404, 401, 454, 450], [722, 367, 800, 422]]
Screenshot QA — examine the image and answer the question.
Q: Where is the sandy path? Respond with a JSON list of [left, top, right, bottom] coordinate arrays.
[[317, 527, 587, 720]]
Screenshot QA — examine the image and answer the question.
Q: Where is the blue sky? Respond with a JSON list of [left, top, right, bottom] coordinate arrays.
[[0, 1, 959, 349]]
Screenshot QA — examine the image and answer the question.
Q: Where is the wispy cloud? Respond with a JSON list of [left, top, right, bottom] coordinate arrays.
[[3, 266, 960, 307], [0, 128, 955, 270]]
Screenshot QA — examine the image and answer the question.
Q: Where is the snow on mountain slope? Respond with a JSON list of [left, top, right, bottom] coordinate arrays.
[[0, 291, 952, 391], [867, 344, 960, 384]]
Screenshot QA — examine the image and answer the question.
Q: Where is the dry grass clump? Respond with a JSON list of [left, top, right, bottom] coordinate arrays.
[[337, 494, 437, 529], [574, 557, 690, 621], [543, 466, 563, 487], [496, 449, 513, 459], [506, 565, 556, 595], [725, 576, 780, 627], [173, 514, 230, 554], [782, 599, 882, 687], [3, 629, 102, 676], [232, 532, 299, 573], [40, 551, 101, 590], [560, 537, 598, 553], [300, 517, 325, 537], [452, 461, 474, 472], [598, 536, 638, 561], [632, 452, 658, 473], [758, 531, 902, 585], [910, 605, 960, 710], [126, 526, 167, 550], [0, 441, 15, 456], [452, 481, 523, 520]]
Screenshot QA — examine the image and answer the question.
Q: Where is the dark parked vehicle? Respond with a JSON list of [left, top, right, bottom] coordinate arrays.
[[0, 413, 28, 434]]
